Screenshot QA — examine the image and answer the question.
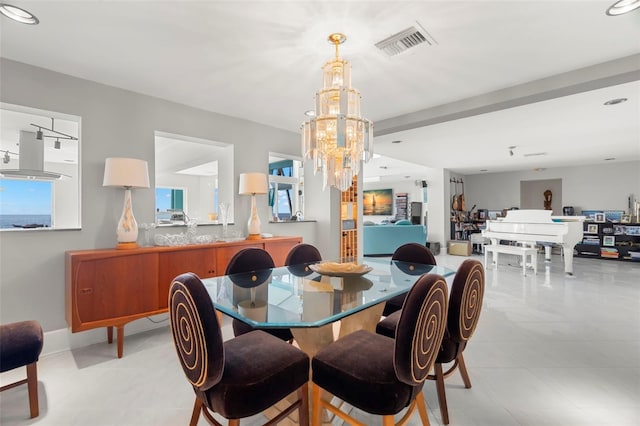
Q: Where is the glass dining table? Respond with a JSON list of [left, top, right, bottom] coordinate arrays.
[[201, 257, 456, 356]]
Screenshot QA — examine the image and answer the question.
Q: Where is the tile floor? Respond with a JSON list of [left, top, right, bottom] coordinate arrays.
[[1, 253, 639, 425]]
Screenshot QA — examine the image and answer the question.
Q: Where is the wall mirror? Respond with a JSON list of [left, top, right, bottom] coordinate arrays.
[[268, 153, 303, 221], [0, 103, 81, 230], [154, 131, 234, 226]]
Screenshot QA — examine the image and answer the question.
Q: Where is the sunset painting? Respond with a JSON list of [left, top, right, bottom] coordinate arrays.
[[363, 189, 393, 216]]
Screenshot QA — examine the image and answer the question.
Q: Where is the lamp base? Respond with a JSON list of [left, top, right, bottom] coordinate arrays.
[[116, 241, 139, 250], [246, 233, 262, 240]]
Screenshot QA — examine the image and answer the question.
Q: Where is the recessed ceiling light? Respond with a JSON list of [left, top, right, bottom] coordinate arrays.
[[606, 0, 640, 16], [0, 3, 39, 24], [391, 140, 402, 144], [304, 110, 315, 117], [604, 157, 616, 161], [604, 97, 628, 105]]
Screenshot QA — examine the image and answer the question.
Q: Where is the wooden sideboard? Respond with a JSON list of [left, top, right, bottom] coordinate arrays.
[[65, 236, 301, 358]]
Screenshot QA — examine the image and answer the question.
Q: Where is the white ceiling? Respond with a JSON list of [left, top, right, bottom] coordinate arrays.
[[1, 1, 639, 181]]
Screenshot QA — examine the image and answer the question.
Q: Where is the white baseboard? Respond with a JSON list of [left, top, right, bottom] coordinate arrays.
[[42, 313, 170, 357]]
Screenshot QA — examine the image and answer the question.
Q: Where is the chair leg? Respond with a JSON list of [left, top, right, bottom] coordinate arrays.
[[415, 391, 430, 426], [189, 398, 202, 426], [457, 353, 472, 388], [382, 415, 395, 425], [311, 383, 322, 426], [298, 382, 310, 426], [434, 363, 449, 425], [26, 362, 39, 418]]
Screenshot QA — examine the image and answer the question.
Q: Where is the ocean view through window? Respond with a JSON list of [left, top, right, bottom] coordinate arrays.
[[0, 179, 52, 228]]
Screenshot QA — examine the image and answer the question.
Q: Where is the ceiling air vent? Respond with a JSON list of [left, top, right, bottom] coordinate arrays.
[[375, 24, 436, 56]]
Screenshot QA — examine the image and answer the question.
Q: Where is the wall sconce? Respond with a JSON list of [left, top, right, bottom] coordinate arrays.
[[238, 173, 268, 240], [103, 157, 150, 249]]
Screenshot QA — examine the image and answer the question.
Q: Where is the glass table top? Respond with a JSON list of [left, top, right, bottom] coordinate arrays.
[[201, 257, 456, 329]]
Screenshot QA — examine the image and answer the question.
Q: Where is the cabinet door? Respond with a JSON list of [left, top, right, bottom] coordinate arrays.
[[265, 238, 302, 266], [158, 248, 217, 308], [216, 243, 263, 273], [74, 253, 159, 325]]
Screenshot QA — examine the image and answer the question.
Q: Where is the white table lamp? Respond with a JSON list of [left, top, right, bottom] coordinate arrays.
[[103, 157, 150, 249], [239, 172, 268, 240]]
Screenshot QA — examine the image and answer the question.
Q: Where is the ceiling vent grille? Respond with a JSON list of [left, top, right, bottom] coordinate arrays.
[[375, 24, 436, 56]]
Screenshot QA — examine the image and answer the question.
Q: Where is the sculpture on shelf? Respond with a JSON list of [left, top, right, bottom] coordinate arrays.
[[544, 189, 552, 210]]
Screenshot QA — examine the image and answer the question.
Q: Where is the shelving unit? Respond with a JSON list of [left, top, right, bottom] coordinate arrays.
[[340, 176, 358, 260], [395, 193, 408, 220], [575, 221, 640, 261]]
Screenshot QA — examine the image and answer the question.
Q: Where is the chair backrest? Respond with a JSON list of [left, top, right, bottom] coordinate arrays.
[[394, 274, 448, 386], [285, 243, 322, 266], [225, 248, 275, 275], [448, 259, 485, 343], [169, 272, 225, 391], [391, 243, 437, 265]]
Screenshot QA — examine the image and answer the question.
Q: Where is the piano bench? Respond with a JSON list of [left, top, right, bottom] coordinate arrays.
[[484, 244, 537, 275]]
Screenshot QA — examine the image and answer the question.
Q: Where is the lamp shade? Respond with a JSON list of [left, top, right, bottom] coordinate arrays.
[[103, 157, 150, 188], [238, 173, 268, 195]]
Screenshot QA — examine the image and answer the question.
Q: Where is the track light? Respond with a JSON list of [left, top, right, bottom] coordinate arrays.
[[54, 138, 61, 149], [508, 145, 516, 157], [3, 151, 10, 164], [30, 119, 78, 142], [509, 149, 514, 156]]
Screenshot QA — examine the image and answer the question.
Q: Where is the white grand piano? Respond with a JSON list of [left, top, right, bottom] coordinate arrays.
[[482, 210, 585, 275]]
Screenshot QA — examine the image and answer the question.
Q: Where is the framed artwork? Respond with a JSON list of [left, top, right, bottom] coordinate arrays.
[[621, 214, 631, 224], [586, 224, 598, 234], [363, 189, 393, 216], [603, 236, 615, 246], [594, 213, 606, 223]]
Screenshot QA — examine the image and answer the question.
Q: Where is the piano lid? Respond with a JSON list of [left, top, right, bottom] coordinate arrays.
[[500, 210, 554, 223]]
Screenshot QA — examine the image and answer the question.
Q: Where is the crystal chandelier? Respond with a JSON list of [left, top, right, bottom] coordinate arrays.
[[301, 33, 373, 191]]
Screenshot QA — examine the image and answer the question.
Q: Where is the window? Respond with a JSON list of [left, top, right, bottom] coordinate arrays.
[[0, 103, 81, 230], [0, 179, 52, 228], [268, 155, 303, 221], [155, 131, 233, 225]]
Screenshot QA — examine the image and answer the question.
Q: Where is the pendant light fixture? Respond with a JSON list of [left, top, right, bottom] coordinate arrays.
[[301, 33, 373, 191]]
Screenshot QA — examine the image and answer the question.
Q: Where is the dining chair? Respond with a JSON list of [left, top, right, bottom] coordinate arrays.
[[227, 248, 294, 342], [311, 273, 448, 426], [169, 272, 310, 426], [377, 259, 485, 425], [285, 243, 322, 276], [383, 243, 437, 317], [0, 320, 44, 418]]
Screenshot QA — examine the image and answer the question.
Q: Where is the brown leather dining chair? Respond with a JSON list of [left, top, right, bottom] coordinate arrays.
[[311, 273, 449, 426], [0, 320, 44, 418], [377, 259, 485, 425], [169, 272, 310, 426], [227, 247, 294, 342], [383, 243, 437, 317]]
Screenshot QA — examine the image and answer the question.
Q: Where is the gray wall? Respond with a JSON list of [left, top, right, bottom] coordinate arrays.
[[0, 59, 317, 336], [521, 178, 562, 214], [464, 161, 640, 214]]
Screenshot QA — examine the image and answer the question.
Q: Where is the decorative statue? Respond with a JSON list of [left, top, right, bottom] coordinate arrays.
[[544, 190, 552, 210]]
